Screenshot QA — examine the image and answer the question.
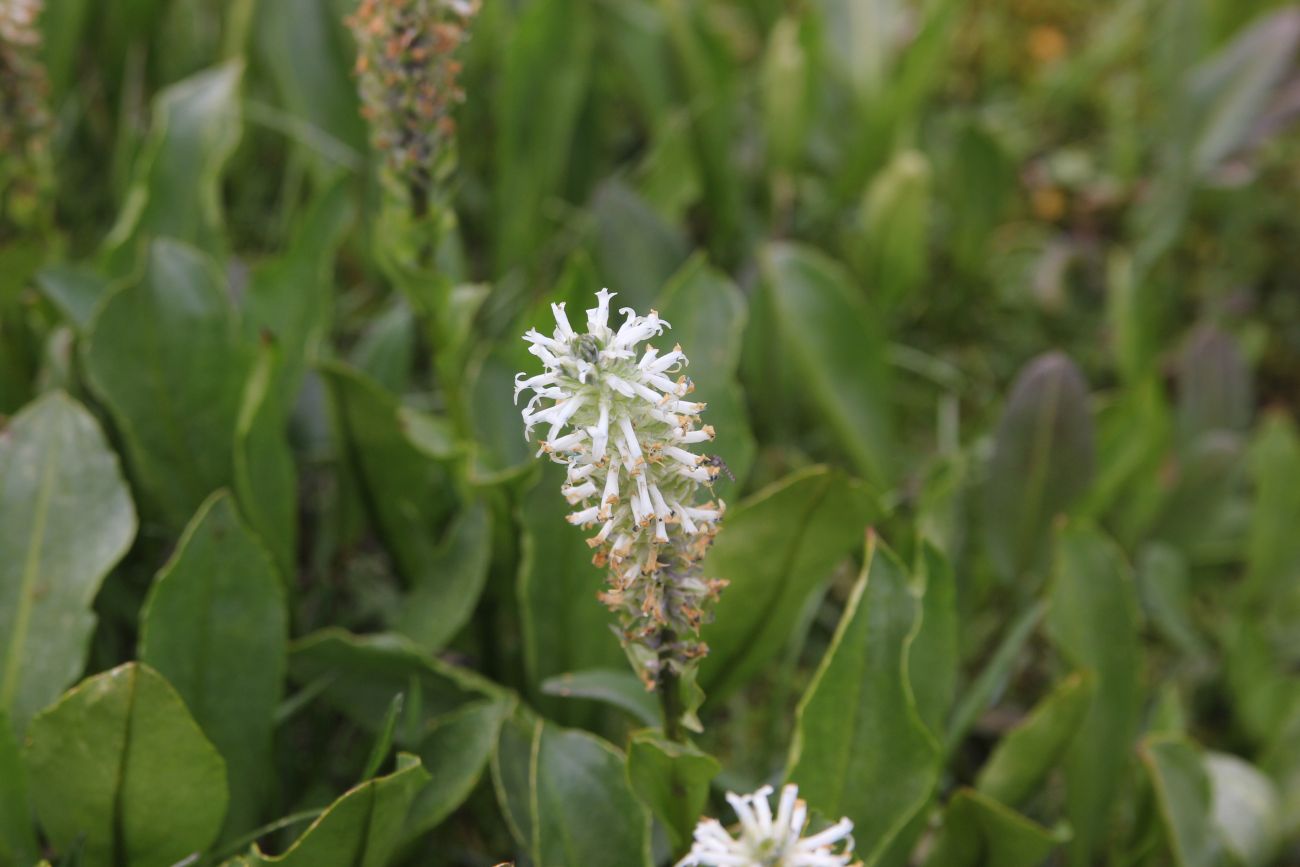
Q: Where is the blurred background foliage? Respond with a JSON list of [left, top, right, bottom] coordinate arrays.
[[2, 0, 1300, 864]]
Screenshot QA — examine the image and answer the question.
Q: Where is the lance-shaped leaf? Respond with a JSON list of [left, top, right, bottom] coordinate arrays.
[[627, 731, 721, 852], [24, 664, 228, 867], [1047, 524, 1142, 866], [975, 671, 1094, 808], [984, 352, 1094, 581], [234, 341, 297, 583], [0, 392, 136, 736], [492, 712, 652, 867], [921, 789, 1069, 867], [787, 537, 941, 864], [909, 541, 958, 738], [395, 500, 493, 653], [761, 242, 893, 484], [83, 239, 254, 530], [701, 466, 878, 701], [138, 491, 288, 838], [540, 669, 660, 728], [247, 754, 429, 866]]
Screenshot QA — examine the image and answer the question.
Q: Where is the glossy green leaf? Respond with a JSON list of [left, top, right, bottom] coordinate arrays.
[[701, 466, 878, 700], [761, 242, 893, 484], [1140, 735, 1222, 867], [319, 362, 457, 584], [102, 63, 243, 266], [656, 254, 756, 489], [975, 671, 1094, 809], [25, 663, 228, 867], [234, 341, 297, 583], [83, 239, 254, 529], [909, 541, 957, 738], [248, 754, 429, 866], [627, 730, 720, 852], [288, 629, 499, 735], [404, 699, 511, 840], [1047, 524, 1142, 866], [0, 392, 136, 736], [139, 492, 287, 837], [517, 463, 626, 706], [395, 500, 492, 653], [984, 353, 1094, 581], [540, 669, 660, 728], [922, 789, 1068, 867], [0, 709, 37, 867], [492, 713, 652, 867], [787, 537, 940, 864]]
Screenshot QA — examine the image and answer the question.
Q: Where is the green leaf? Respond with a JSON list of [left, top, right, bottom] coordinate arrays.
[[1176, 325, 1253, 441], [975, 671, 1095, 809], [234, 340, 297, 583], [247, 754, 429, 866], [587, 181, 689, 313], [656, 254, 757, 489], [517, 464, 626, 708], [1245, 414, 1300, 617], [0, 709, 37, 867], [626, 730, 720, 852], [1205, 752, 1281, 866], [288, 629, 500, 735], [984, 352, 1094, 581], [34, 264, 110, 333], [395, 500, 492, 653], [492, 713, 652, 867], [83, 239, 254, 529], [945, 602, 1045, 757], [760, 242, 893, 484], [0, 392, 136, 736], [1047, 524, 1143, 866], [25, 663, 228, 867], [700, 466, 878, 701], [854, 149, 932, 311], [1140, 735, 1222, 867], [404, 699, 511, 840], [787, 536, 940, 864], [1136, 543, 1207, 658], [360, 694, 404, 783], [540, 669, 660, 728], [102, 62, 244, 267], [319, 361, 458, 584], [138, 491, 287, 839], [922, 789, 1069, 867], [908, 541, 958, 739]]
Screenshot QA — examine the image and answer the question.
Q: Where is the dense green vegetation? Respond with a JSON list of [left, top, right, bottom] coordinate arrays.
[[2, 0, 1300, 864]]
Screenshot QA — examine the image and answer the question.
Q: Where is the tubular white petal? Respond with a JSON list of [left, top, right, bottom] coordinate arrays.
[[618, 415, 643, 463], [587, 288, 615, 335], [551, 301, 574, 338]]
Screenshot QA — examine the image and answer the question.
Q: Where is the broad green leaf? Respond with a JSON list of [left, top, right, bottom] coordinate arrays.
[[0, 710, 37, 867], [589, 180, 689, 313], [855, 149, 931, 311], [350, 297, 417, 395], [492, 713, 652, 867], [627, 730, 720, 852], [102, 63, 243, 266], [34, 264, 109, 332], [1140, 735, 1222, 867], [541, 669, 660, 727], [25, 663, 228, 867], [319, 362, 457, 584], [922, 789, 1068, 867], [761, 242, 893, 484], [975, 671, 1095, 809], [1206, 752, 1281, 866], [517, 463, 626, 708], [1245, 414, 1300, 620], [656, 254, 757, 488], [395, 500, 492, 653], [787, 537, 940, 864], [404, 699, 511, 840], [83, 239, 254, 529], [700, 466, 878, 701], [1176, 325, 1252, 441], [1047, 524, 1142, 866], [909, 541, 957, 738], [138, 491, 288, 838], [289, 629, 499, 735], [0, 392, 136, 736], [248, 754, 429, 866], [234, 341, 297, 583], [984, 353, 1094, 581], [493, 0, 594, 272], [1136, 543, 1207, 658]]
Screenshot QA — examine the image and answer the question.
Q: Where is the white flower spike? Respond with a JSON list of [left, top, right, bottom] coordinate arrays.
[[678, 784, 859, 867], [516, 289, 728, 688]]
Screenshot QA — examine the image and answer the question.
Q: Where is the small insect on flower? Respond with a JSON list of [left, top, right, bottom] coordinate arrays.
[[678, 784, 859, 867], [515, 290, 727, 690]]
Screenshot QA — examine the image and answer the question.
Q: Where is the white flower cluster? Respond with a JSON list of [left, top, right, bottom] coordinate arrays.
[[515, 289, 727, 688], [678, 784, 858, 867]]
